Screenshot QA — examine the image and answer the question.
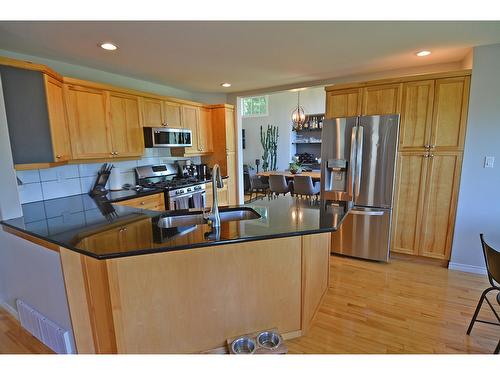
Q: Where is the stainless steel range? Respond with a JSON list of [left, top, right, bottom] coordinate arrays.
[[135, 164, 206, 210]]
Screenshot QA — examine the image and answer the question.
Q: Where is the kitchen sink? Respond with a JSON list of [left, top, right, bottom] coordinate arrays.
[[157, 207, 261, 229]]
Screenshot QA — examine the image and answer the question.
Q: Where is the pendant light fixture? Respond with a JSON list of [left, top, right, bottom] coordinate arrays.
[[291, 91, 306, 128]]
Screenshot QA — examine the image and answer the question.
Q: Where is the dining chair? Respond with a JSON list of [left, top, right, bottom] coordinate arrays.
[[268, 175, 293, 196], [292, 175, 320, 200], [247, 168, 269, 201], [466, 234, 500, 354]]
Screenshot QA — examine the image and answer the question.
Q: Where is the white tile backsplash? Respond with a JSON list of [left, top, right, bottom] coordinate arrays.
[[39, 164, 79, 182], [17, 183, 44, 203], [41, 178, 82, 200], [16, 152, 198, 204]]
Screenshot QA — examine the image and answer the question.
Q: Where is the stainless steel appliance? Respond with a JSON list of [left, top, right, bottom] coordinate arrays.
[[320, 115, 399, 261], [143, 127, 192, 148], [135, 163, 206, 210]]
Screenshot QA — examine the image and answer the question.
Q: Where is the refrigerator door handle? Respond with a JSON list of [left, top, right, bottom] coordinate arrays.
[[350, 209, 384, 216], [354, 125, 364, 198], [348, 126, 357, 200]]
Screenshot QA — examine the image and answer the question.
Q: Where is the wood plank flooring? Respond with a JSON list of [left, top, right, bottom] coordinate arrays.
[[288, 255, 499, 353], [0, 307, 53, 354], [0, 255, 498, 354]]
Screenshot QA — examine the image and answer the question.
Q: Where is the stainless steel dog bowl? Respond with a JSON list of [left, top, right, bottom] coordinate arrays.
[[256, 331, 281, 350], [231, 337, 256, 354]]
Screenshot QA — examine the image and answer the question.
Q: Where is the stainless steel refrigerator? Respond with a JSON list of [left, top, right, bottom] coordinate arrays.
[[320, 115, 399, 261]]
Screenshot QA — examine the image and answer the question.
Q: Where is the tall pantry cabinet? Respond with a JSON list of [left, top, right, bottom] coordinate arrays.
[[325, 72, 470, 261]]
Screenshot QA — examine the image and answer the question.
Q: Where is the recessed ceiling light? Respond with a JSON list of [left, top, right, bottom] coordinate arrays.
[[221, 83, 231, 88], [100, 42, 118, 51], [416, 50, 431, 57]]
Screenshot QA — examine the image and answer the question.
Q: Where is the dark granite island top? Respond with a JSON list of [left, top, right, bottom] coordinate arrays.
[[1, 193, 347, 259]]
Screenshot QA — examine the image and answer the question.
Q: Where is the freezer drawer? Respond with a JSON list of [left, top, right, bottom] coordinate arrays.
[[331, 206, 391, 262]]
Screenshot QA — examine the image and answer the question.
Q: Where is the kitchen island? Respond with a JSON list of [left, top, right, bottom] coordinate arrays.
[[2, 194, 346, 353]]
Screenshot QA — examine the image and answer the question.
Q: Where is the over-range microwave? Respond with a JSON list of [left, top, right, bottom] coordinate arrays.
[[143, 127, 192, 148]]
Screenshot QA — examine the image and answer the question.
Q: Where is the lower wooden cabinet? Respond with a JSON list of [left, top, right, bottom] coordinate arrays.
[[112, 193, 165, 211], [204, 182, 229, 207], [391, 151, 463, 260]]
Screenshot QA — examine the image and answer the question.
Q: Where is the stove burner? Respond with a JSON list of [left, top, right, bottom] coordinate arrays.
[[140, 177, 201, 190]]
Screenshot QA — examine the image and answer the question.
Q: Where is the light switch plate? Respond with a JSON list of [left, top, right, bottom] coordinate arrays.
[[484, 156, 495, 168]]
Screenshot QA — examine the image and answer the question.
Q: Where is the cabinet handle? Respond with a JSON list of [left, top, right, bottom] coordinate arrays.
[[115, 151, 118, 155], [140, 201, 145, 205], [423, 153, 429, 158], [429, 154, 434, 158], [424, 144, 431, 149], [56, 155, 62, 159], [110, 152, 114, 155]]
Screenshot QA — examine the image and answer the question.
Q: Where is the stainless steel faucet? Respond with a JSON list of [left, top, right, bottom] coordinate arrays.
[[207, 164, 224, 228]]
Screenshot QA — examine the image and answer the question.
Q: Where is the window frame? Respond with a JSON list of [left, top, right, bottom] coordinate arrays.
[[241, 95, 269, 118]]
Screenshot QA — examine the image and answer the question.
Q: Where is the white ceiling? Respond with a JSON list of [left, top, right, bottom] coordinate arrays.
[[1, 21, 499, 93]]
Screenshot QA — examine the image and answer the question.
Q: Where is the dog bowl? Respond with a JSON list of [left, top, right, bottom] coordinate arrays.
[[256, 331, 282, 350], [231, 336, 256, 354]]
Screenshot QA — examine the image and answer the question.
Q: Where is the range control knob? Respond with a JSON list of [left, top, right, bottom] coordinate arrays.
[[187, 188, 192, 192], [176, 190, 184, 195]]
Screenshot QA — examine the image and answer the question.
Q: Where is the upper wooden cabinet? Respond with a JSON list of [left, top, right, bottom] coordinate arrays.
[[44, 75, 72, 162], [325, 88, 362, 118], [362, 83, 402, 116], [430, 77, 470, 151], [163, 101, 182, 128], [399, 80, 435, 150], [65, 84, 144, 159], [0, 65, 72, 167], [198, 107, 213, 153], [141, 97, 164, 127], [180, 105, 200, 155], [107, 92, 144, 157], [65, 84, 112, 159]]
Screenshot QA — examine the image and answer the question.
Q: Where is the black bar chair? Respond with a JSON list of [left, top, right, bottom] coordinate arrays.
[[466, 234, 500, 354]]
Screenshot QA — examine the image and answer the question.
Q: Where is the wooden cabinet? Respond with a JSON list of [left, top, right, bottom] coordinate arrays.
[[326, 88, 362, 118], [198, 107, 213, 153], [391, 152, 428, 255], [44, 75, 72, 162], [362, 83, 402, 116], [418, 152, 463, 260], [141, 97, 164, 127], [107, 92, 143, 157], [205, 181, 229, 208], [180, 105, 200, 155], [112, 193, 165, 211], [65, 84, 112, 159], [226, 152, 238, 205], [399, 80, 434, 150], [163, 101, 182, 128], [430, 77, 470, 151]]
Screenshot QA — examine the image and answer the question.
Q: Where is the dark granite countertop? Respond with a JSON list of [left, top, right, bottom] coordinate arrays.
[[1, 193, 347, 260]]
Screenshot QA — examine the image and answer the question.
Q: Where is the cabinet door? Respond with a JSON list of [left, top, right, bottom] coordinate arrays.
[[391, 152, 429, 255], [141, 97, 164, 127], [399, 80, 434, 150], [226, 151, 238, 205], [430, 77, 470, 151], [225, 108, 236, 152], [163, 101, 182, 128], [418, 152, 463, 260], [326, 88, 362, 118], [181, 105, 200, 155], [81, 227, 122, 252], [108, 92, 144, 157], [44, 75, 72, 162], [198, 107, 213, 153], [65, 85, 112, 159], [362, 83, 402, 116], [121, 218, 153, 251]]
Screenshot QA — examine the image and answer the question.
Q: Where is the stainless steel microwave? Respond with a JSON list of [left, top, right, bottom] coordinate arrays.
[[143, 127, 192, 148]]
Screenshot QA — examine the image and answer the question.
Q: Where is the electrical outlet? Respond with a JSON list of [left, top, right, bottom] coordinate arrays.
[[484, 156, 495, 168]]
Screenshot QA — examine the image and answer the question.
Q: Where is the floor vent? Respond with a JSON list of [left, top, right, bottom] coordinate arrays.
[[16, 300, 72, 354]]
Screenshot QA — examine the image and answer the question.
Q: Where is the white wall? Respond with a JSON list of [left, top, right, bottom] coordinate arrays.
[[241, 86, 325, 171], [449, 43, 500, 274]]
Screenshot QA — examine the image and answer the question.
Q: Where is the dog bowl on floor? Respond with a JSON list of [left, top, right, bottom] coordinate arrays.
[[256, 331, 282, 350], [231, 336, 256, 354]]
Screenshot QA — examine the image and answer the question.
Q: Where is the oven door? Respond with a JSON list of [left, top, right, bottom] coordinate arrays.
[[168, 191, 206, 210]]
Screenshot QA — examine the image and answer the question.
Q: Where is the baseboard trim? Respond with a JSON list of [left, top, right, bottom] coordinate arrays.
[[448, 262, 487, 275], [0, 300, 19, 320]]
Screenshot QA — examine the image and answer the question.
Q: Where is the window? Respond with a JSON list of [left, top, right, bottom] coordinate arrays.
[[241, 96, 268, 117]]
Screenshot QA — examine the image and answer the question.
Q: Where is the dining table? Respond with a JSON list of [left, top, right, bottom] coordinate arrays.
[[256, 170, 321, 181]]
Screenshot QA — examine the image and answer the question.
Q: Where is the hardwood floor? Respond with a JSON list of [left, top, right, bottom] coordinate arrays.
[[288, 255, 499, 354], [0, 308, 53, 354], [0, 255, 498, 354]]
